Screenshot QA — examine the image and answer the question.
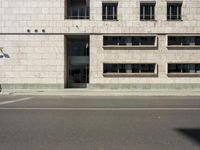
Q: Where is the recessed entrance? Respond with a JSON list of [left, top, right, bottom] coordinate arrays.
[[65, 35, 89, 88]]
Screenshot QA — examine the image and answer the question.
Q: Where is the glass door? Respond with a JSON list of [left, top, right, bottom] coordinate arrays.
[[67, 36, 89, 88]]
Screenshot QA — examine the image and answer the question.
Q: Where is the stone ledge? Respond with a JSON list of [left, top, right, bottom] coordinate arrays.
[[103, 73, 157, 77]]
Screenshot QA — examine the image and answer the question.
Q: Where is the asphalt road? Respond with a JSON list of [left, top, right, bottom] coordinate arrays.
[[0, 95, 200, 150]]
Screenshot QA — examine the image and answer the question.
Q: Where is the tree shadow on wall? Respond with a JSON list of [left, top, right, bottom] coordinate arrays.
[[0, 50, 10, 58]]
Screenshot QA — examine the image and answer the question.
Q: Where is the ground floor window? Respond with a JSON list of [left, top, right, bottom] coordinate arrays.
[[103, 63, 156, 75]]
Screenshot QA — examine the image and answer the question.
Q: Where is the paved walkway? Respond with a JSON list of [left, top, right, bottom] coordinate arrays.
[[1, 89, 200, 96]]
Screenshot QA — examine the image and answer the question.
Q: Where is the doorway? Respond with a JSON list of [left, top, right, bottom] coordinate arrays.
[[65, 35, 89, 88]]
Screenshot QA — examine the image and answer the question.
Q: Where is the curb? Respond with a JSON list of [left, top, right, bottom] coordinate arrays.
[[1, 89, 200, 96]]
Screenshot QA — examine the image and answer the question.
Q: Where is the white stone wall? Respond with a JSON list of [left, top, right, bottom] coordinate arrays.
[[90, 34, 200, 84], [0, 0, 199, 34], [0, 0, 200, 87], [0, 35, 64, 86]]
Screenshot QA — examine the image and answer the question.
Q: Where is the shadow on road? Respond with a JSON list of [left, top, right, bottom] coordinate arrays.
[[176, 128, 200, 146]]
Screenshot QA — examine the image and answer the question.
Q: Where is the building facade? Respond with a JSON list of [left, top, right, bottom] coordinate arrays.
[[0, 0, 200, 89]]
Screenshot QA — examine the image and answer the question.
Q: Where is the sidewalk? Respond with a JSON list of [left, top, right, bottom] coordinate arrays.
[[1, 89, 200, 96]]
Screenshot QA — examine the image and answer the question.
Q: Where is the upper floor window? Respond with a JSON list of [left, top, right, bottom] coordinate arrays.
[[102, 2, 118, 21], [168, 36, 200, 46], [65, 0, 90, 19], [167, 2, 182, 20], [140, 2, 155, 20]]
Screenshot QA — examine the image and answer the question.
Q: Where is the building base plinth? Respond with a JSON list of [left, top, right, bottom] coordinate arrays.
[[0, 84, 64, 90], [87, 83, 200, 90]]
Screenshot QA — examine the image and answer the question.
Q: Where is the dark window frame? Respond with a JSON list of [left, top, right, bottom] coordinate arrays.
[[168, 36, 200, 46], [102, 2, 118, 21], [103, 36, 156, 46], [168, 64, 200, 74], [167, 2, 182, 21], [140, 2, 156, 21], [103, 63, 156, 74], [65, 0, 90, 19]]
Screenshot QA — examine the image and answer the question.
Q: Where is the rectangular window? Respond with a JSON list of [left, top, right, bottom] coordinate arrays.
[[103, 64, 118, 73], [103, 36, 156, 47], [102, 3, 118, 20], [140, 64, 155, 73], [132, 64, 140, 73], [140, 3, 155, 20], [103, 63, 157, 76], [118, 64, 126, 73], [168, 36, 200, 46], [168, 64, 200, 75], [65, 0, 90, 19], [167, 2, 182, 20]]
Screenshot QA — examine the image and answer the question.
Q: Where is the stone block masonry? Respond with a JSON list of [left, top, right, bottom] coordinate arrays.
[[0, 0, 200, 89], [0, 35, 64, 89]]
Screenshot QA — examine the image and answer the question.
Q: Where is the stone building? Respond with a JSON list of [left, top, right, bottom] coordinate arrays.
[[0, 0, 200, 89]]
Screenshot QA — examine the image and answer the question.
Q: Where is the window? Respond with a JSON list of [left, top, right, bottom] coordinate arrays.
[[168, 64, 200, 74], [133, 37, 155, 45], [66, 0, 90, 19], [168, 36, 200, 46], [102, 3, 118, 20], [103, 63, 157, 75], [118, 64, 126, 73], [132, 64, 140, 73], [167, 2, 182, 20], [140, 64, 155, 73], [140, 3, 155, 20], [103, 64, 118, 73], [103, 36, 156, 46]]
